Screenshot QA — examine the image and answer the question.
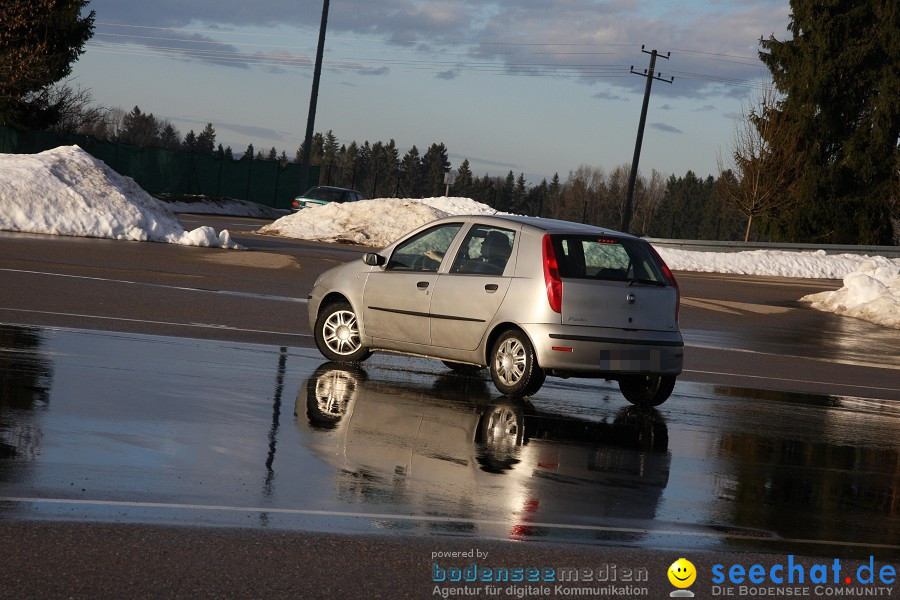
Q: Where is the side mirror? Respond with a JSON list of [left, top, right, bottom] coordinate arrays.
[[363, 252, 386, 266]]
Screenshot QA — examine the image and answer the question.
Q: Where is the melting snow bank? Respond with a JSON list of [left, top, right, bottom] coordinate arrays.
[[0, 146, 242, 249], [654, 247, 892, 280], [258, 196, 501, 246], [801, 259, 900, 329], [656, 247, 900, 328]]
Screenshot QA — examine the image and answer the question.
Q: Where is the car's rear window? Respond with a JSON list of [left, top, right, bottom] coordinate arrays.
[[551, 235, 667, 284]]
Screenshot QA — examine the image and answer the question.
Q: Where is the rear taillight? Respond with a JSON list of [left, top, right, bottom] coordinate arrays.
[[542, 234, 562, 313], [648, 244, 680, 321]]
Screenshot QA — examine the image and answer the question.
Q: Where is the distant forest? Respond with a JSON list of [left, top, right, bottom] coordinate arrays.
[[63, 104, 748, 241]]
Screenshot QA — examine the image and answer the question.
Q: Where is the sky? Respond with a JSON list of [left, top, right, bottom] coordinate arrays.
[[69, 0, 791, 185]]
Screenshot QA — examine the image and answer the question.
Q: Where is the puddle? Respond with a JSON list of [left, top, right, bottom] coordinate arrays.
[[0, 323, 897, 556]]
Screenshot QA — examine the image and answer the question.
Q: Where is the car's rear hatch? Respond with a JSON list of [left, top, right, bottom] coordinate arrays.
[[549, 234, 679, 332]]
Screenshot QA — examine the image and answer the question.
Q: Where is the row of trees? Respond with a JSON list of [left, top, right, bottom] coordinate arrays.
[[44, 95, 749, 237], [2, 0, 896, 243]]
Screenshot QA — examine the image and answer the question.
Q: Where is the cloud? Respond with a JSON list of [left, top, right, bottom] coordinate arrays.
[[593, 89, 627, 101], [436, 69, 461, 80], [201, 120, 291, 142], [87, 0, 788, 99], [650, 122, 683, 134]]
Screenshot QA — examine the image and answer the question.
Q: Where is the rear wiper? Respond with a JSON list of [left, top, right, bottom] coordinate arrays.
[[627, 277, 666, 287]]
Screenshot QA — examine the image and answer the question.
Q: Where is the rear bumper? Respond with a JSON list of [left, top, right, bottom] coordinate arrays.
[[522, 323, 684, 376]]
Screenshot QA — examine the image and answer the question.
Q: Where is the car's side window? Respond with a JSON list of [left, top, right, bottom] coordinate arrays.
[[449, 225, 516, 275], [386, 223, 463, 272]]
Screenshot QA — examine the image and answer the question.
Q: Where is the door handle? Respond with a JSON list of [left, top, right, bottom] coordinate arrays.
[[417, 281, 430, 290], [484, 284, 499, 292]]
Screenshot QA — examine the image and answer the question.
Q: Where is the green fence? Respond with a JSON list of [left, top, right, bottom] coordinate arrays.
[[0, 126, 319, 210]]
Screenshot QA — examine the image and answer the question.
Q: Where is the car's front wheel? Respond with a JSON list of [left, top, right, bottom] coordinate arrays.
[[618, 374, 676, 407], [489, 330, 545, 397], [314, 301, 371, 362]]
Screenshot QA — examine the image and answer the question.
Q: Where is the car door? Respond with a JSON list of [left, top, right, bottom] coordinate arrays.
[[362, 223, 463, 346], [429, 225, 517, 351]]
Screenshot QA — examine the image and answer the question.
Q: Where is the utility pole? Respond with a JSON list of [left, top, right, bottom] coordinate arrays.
[[299, 0, 330, 199], [621, 46, 673, 233]]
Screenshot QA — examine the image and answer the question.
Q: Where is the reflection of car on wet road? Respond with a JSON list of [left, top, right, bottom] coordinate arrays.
[[308, 215, 683, 406], [297, 362, 670, 539]]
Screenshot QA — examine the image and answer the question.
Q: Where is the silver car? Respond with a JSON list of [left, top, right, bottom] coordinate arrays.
[[307, 215, 683, 405]]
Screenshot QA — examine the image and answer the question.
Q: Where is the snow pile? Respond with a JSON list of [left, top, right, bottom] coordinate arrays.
[[259, 196, 502, 246], [801, 259, 900, 329], [654, 247, 888, 280], [0, 146, 242, 249]]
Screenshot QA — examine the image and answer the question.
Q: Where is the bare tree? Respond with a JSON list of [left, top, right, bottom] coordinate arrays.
[[633, 169, 666, 235], [45, 82, 106, 135], [718, 83, 797, 241]]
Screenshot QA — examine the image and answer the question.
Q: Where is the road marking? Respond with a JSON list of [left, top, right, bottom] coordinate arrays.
[[684, 368, 900, 394], [685, 341, 900, 372], [0, 267, 307, 303], [682, 296, 793, 315], [0, 309, 312, 338], [0, 496, 896, 551]]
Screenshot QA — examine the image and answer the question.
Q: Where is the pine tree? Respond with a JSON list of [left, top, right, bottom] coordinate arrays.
[[244, 143, 254, 159], [759, 0, 898, 244], [0, 0, 95, 128], [159, 122, 181, 151], [400, 146, 423, 198], [340, 142, 361, 190], [497, 171, 516, 212], [455, 159, 474, 199], [422, 143, 451, 197], [548, 173, 561, 219], [182, 130, 197, 152], [120, 106, 161, 147], [197, 123, 216, 154], [514, 173, 527, 212]]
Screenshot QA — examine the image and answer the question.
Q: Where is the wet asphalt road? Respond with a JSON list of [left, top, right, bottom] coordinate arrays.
[[0, 216, 898, 598]]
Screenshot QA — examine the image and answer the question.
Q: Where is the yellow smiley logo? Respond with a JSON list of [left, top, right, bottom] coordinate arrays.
[[668, 558, 697, 588]]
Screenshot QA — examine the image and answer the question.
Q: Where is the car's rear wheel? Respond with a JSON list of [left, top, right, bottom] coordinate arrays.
[[618, 374, 676, 407], [314, 301, 371, 362], [489, 330, 545, 397]]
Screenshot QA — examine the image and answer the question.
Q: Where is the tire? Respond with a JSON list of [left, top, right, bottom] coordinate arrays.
[[441, 360, 484, 376], [314, 301, 371, 362], [489, 329, 545, 397], [618, 374, 676, 407]]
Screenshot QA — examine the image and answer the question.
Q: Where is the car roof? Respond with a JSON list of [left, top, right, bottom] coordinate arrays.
[[305, 186, 357, 193], [433, 214, 636, 239]]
